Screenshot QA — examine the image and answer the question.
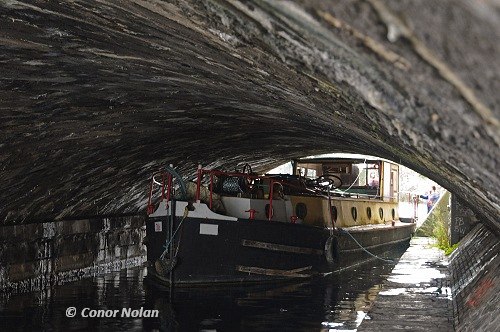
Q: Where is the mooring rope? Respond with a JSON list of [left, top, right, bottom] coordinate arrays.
[[337, 158, 366, 194], [338, 228, 394, 263], [160, 206, 189, 260], [163, 164, 188, 200]]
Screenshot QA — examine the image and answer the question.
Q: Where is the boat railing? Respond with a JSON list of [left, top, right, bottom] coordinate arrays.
[[147, 165, 309, 220], [330, 189, 379, 200], [147, 171, 173, 215], [195, 166, 303, 221], [147, 165, 188, 215], [148, 165, 399, 219], [328, 189, 398, 201]]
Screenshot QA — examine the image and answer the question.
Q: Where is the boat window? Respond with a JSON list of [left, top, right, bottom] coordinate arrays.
[[379, 207, 384, 220], [298, 166, 319, 179], [354, 164, 365, 186], [331, 206, 337, 223], [366, 207, 372, 220], [295, 203, 308, 219], [295, 160, 382, 197], [323, 163, 349, 174], [367, 168, 380, 188], [351, 207, 357, 221]]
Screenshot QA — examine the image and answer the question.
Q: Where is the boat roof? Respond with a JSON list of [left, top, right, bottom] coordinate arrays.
[[295, 153, 397, 165]]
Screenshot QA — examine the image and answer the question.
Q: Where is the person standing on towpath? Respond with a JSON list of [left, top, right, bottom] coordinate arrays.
[[420, 186, 440, 213]]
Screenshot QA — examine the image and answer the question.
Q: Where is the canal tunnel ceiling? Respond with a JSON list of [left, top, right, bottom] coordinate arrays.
[[0, 1, 499, 232]]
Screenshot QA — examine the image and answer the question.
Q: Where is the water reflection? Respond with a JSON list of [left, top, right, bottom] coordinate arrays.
[[144, 259, 396, 331], [0, 254, 401, 331]]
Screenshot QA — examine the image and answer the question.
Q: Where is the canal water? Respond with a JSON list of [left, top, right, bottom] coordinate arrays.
[[0, 252, 403, 331]]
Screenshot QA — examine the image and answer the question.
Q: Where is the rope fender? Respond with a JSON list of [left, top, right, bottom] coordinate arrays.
[[324, 235, 340, 264]]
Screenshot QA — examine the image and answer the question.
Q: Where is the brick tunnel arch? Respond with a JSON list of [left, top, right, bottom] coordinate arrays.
[[0, 2, 499, 331], [0, 1, 498, 235]]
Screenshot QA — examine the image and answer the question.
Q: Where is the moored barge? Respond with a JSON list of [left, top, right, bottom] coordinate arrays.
[[145, 156, 415, 286]]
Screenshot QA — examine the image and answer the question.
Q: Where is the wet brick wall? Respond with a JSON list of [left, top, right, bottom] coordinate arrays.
[[450, 196, 480, 245], [0, 216, 146, 292], [449, 224, 499, 331]]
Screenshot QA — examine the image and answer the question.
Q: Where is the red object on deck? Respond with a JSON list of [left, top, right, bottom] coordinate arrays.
[[147, 204, 155, 215], [290, 215, 298, 224], [245, 209, 257, 220]]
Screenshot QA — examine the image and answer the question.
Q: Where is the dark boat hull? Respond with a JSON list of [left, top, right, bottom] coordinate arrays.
[[145, 216, 415, 286]]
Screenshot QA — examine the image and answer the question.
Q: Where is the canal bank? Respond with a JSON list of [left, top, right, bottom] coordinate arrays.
[[358, 237, 452, 331], [0, 216, 146, 293], [359, 222, 499, 332]]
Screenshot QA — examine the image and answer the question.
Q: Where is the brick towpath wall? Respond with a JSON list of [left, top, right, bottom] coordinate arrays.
[[0, 215, 146, 293], [359, 223, 499, 331], [449, 224, 499, 332]]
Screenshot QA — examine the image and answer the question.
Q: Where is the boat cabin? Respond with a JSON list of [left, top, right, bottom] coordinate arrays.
[[292, 157, 399, 202], [148, 157, 401, 229]]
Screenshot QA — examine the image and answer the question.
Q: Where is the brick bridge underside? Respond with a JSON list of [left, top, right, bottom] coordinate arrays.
[[1, 0, 498, 233], [1, 1, 499, 330]]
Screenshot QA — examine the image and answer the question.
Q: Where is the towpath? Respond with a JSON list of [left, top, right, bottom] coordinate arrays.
[[358, 237, 453, 331]]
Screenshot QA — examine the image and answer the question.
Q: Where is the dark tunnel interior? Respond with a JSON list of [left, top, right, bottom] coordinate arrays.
[[0, 0, 498, 236]]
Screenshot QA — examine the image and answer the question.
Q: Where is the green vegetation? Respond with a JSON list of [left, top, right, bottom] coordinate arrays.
[[443, 242, 459, 256], [415, 191, 458, 255]]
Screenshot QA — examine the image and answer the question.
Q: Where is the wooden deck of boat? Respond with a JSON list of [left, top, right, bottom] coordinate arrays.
[[339, 221, 415, 233]]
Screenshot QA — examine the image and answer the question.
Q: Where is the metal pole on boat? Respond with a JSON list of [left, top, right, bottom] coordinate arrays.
[[167, 163, 176, 291], [166, 173, 172, 202], [268, 179, 274, 221], [161, 172, 166, 200], [196, 164, 202, 203], [413, 194, 418, 223], [169, 198, 176, 291], [147, 174, 155, 215], [209, 172, 213, 210], [327, 186, 335, 235]]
